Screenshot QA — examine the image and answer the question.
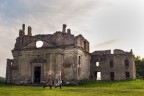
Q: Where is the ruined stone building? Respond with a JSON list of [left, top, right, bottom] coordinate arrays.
[[6, 24, 90, 84], [90, 49, 136, 80], [6, 24, 136, 84]]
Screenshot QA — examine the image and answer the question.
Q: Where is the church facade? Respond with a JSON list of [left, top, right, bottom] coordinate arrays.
[[6, 24, 136, 84]]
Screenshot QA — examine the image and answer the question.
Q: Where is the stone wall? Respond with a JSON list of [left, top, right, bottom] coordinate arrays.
[[6, 24, 90, 84], [6, 24, 136, 84], [91, 49, 136, 80]]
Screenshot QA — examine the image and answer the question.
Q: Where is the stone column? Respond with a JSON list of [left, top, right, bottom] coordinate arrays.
[[62, 24, 67, 33], [28, 26, 32, 36], [48, 54, 55, 78], [22, 24, 25, 32], [54, 53, 64, 79]]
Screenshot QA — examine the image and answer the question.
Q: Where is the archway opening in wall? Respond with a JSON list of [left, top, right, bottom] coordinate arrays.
[[97, 72, 101, 80], [34, 66, 41, 83], [36, 41, 43, 48]]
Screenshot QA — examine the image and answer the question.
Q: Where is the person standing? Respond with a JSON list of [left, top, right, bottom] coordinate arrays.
[[43, 74, 53, 89], [54, 75, 62, 89]]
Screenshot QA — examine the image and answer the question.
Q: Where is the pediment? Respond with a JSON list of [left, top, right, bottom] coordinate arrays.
[[23, 41, 54, 49]]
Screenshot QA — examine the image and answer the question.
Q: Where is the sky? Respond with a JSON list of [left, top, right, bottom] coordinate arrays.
[[0, 0, 144, 77]]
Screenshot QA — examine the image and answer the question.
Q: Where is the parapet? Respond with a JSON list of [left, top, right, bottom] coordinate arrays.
[[113, 49, 125, 54], [92, 49, 133, 55], [91, 50, 111, 55], [113, 49, 133, 54]]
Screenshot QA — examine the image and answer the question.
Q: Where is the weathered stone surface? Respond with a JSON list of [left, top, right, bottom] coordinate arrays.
[[6, 24, 90, 84], [6, 24, 136, 84], [90, 49, 136, 80]]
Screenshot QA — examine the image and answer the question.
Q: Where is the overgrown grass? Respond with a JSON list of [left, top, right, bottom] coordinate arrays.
[[1, 80, 144, 96]]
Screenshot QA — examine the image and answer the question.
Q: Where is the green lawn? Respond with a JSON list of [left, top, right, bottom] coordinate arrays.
[[1, 80, 144, 96]]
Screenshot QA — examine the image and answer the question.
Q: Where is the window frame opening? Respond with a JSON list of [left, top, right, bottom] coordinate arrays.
[[96, 62, 99, 66], [36, 40, 44, 48]]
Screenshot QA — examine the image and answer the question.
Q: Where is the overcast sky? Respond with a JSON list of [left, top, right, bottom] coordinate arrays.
[[0, 0, 144, 77]]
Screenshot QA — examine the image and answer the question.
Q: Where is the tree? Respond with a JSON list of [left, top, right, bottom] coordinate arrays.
[[134, 56, 144, 79]]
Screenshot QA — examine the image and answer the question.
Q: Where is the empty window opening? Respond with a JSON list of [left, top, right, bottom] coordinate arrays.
[[110, 72, 114, 81], [78, 56, 81, 65], [95, 72, 101, 80], [36, 41, 43, 48], [10, 62, 13, 66], [125, 72, 130, 79], [125, 60, 129, 69], [96, 62, 99, 66], [94, 71, 97, 77], [110, 60, 113, 68]]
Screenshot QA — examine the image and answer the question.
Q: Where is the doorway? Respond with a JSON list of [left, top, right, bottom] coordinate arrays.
[[97, 72, 101, 80], [94, 71, 101, 80], [110, 72, 114, 81], [34, 66, 41, 83]]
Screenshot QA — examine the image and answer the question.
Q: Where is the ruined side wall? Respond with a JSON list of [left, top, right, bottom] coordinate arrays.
[[100, 54, 135, 80], [90, 50, 136, 81]]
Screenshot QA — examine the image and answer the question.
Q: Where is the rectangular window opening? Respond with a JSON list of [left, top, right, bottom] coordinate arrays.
[[96, 62, 99, 66], [78, 56, 81, 65], [125, 60, 129, 69], [125, 72, 130, 79], [110, 60, 113, 68]]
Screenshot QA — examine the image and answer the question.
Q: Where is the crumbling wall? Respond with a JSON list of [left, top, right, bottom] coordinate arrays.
[[7, 24, 90, 84], [90, 49, 136, 80]]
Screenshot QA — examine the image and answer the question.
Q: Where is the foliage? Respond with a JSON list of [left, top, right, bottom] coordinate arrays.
[[1, 80, 144, 96], [134, 56, 144, 79], [0, 77, 5, 83]]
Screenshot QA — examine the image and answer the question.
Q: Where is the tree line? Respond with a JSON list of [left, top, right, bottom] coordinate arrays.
[[134, 56, 144, 79]]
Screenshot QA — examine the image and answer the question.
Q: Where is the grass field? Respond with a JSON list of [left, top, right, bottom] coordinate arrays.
[[1, 80, 144, 96]]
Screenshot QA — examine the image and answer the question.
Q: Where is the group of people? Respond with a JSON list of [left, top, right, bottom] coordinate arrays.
[[43, 74, 62, 89]]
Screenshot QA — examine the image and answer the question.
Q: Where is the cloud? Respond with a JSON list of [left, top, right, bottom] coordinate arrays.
[[95, 39, 119, 48], [0, 0, 99, 77]]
